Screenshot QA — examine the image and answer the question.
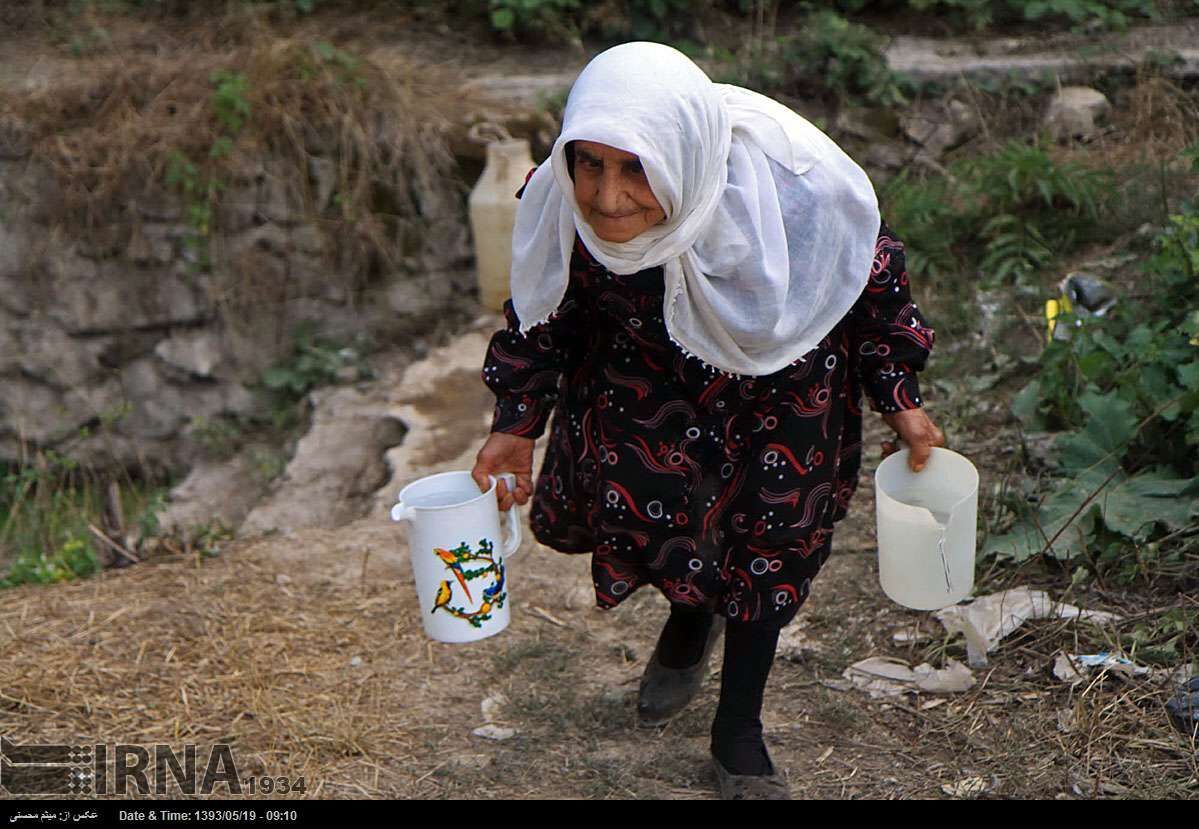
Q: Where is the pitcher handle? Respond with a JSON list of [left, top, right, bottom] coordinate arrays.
[[496, 473, 523, 560]]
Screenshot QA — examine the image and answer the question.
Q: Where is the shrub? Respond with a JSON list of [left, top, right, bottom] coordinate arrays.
[[715, 10, 909, 108], [987, 202, 1199, 581], [907, 0, 1157, 31]]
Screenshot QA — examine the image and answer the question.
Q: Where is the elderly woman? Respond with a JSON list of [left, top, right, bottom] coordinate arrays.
[[471, 42, 943, 799]]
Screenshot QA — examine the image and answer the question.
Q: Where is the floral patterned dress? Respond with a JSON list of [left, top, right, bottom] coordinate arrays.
[[482, 223, 934, 627]]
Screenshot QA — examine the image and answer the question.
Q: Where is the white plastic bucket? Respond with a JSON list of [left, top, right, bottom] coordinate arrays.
[[390, 471, 522, 643], [874, 447, 978, 610]]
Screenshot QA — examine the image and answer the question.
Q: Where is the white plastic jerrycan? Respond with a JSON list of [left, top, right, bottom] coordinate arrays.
[[874, 447, 978, 610], [390, 470, 522, 643], [469, 137, 535, 312]]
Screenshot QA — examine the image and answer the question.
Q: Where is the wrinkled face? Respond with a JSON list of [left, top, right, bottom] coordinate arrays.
[[571, 140, 667, 243]]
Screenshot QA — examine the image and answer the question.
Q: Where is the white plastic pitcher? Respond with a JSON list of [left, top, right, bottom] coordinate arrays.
[[875, 447, 978, 610], [390, 471, 522, 643]]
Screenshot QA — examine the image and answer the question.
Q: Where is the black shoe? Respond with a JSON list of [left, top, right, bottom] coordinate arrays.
[[637, 615, 725, 726], [711, 750, 791, 800]]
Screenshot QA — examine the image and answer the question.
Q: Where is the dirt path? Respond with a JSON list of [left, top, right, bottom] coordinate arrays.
[[3, 321, 1194, 800]]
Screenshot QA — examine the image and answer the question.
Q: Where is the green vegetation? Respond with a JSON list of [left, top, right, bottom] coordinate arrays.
[[0, 453, 166, 589], [486, 0, 581, 38], [879, 140, 1114, 340], [906, 0, 1158, 31], [985, 203, 1199, 583], [262, 326, 374, 399], [186, 326, 375, 461], [715, 9, 910, 107]]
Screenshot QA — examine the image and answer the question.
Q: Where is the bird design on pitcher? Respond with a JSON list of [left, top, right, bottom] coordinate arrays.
[[429, 539, 507, 628], [434, 546, 476, 604]]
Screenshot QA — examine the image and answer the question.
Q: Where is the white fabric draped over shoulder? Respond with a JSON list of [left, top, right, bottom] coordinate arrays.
[[508, 41, 881, 377]]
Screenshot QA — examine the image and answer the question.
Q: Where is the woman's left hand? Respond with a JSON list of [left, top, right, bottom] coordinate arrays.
[[881, 408, 945, 473]]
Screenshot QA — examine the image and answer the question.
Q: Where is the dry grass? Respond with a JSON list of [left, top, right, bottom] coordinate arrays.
[[1, 28, 462, 305]]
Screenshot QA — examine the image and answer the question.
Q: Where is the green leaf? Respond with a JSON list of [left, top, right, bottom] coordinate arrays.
[[209, 136, 234, 159], [1055, 389, 1137, 473], [1098, 472, 1195, 541], [984, 477, 1105, 562], [1077, 349, 1116, 384], [490, 8, 515, 30], [1189, 407, 1199, 446], [1010, 379, 1049, 429], [1179, 361, 1199, 391], [1024, 2, 1049, 20], [1138, 365, 1183, 421], [262, 368, 294, 390]]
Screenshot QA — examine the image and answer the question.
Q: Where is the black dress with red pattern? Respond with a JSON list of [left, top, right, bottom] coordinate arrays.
[[482, 222, 933, 628]]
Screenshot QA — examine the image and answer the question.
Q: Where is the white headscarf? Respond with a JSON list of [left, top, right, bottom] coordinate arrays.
[[509, 41, 881, 377]]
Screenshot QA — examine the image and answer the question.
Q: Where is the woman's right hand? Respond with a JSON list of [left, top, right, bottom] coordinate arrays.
[[472, 432, 535, 511]]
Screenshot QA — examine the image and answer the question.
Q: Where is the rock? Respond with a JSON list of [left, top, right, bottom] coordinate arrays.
[[218, 183, 261, 232], [288, 253, 332, 298], [155, 452, 270, 539], [258, 172, 304, 227], [227, 157, 266, 187], [119, 357, 192, 439], [0, 375, 124, 445], [154, 330, 227, 378], [240, 387, 408, 534], [349, 656, 363, 668], [835, 106, 900, 142], [237, 223, 291, 257], [118, 356, 235, 440], [49, 258, 209, 334], [291, 225, 328, 257], [135, 192, 182, 223], [1044, 86, 1110, 143], [126, 223, 175, 266], [460, 72, 579, 110], [75, 224, 126, 261], [0, 223, 30, 282], [863, 140, 909, 171], [388, 272, 456, 319], [900, 99, 979, 158], [11, 320, 107, 388], [0, 316, 17, 375], [308, 157, 338, 213], [0, 114, 31, 160]]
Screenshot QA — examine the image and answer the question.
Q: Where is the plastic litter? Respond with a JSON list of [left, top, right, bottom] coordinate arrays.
[[1165, 676, 1199, 736], [836, 656, 975, 698], [776, 624, 821, 662], [471, 724, 516, 741], [481, 692, 509, 723], [941, 776, 994, 799], [1052, 652, 1151, 685], [935, 586, 1121, 668], [1045, 272, 1117, 341]]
